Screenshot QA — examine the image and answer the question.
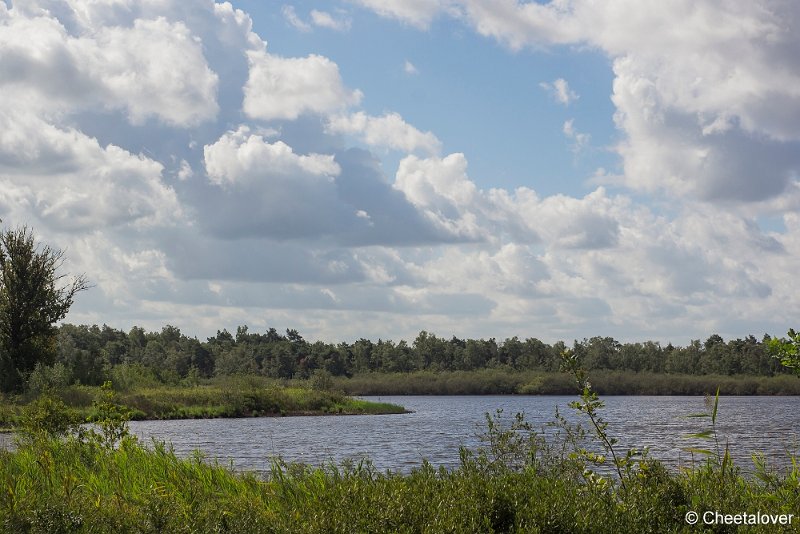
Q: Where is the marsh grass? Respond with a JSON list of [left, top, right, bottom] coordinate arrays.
[[0, 377, 405, 429], [329, 369, 800, 396]]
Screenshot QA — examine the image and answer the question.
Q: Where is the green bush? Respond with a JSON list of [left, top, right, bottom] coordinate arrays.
[[109, 363, 161, 392], [17, 395, 78, 440], [25, 362, 72, 397]]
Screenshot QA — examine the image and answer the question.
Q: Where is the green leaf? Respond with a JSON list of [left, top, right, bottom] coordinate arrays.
[[685, 413, 709, 418]]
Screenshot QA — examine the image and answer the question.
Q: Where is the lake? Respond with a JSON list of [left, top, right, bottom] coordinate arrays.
[[116, 395, 799, 475]]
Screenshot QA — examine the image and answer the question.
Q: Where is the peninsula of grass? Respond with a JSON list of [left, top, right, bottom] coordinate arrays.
[[0, 376, 406, 430]]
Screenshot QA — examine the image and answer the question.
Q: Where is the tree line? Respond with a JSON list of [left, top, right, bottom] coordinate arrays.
[[23, 324, 788, 390]]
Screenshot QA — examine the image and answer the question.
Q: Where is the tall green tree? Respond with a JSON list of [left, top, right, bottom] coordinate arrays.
[[0, 224, 89, 393]]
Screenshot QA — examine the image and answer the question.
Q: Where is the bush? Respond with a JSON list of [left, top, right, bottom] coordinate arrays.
[[17, 395, 78, 440], [109, 363, 161, 392], [25, 362, 72, 397], [310, 369, 335, 392]]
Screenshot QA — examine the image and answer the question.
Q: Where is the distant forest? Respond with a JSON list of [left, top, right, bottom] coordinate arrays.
[[36, 324, 792, 388]]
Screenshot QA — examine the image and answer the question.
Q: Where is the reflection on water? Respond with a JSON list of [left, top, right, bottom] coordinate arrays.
[[119, 395, 799, 475]]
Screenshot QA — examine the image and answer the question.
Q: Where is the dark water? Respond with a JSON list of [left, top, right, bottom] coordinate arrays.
[[113, 395, 799, 475]]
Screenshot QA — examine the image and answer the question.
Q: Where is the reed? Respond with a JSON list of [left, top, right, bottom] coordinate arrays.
[[0, 378, 405, 430], [328, 369, 800, 396]]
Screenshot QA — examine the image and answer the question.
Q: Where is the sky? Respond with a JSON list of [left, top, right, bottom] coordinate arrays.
[[1, 0, 799, 345]]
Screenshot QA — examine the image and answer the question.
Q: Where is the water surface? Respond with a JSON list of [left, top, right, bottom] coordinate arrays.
[[120, 395, 799, 474]]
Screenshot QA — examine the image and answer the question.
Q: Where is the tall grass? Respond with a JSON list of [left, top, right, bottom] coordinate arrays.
[[328, 369, 800, 396], [0, 377, 405, 430]]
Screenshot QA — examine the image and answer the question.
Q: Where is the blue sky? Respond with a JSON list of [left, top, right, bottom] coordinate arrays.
[[1, 0, 799, 345], [243, 1, 619, 196]]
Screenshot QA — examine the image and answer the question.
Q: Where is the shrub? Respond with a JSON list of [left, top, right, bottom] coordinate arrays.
[[17, 394, 78, 440], [25, 362, 72, 397]]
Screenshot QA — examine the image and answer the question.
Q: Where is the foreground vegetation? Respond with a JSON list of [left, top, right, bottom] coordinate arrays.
[[1, 363, 798, 533]]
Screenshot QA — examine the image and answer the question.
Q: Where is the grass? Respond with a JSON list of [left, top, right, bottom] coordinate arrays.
[[0, 377, 406, 430], [113, 384, 406, 420]]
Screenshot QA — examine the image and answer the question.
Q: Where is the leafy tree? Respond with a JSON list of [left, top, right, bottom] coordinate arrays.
[[286, 328, 305, 345], [463, 339, 490, 370], [499, 336, 522, 368], [351, 338, 375, 373], [767, 329, 800, 375], [0, 224, 89, 393], [188, 341, 214, 377], [582, 336, 620, 369], [56, 324, 108, 386], [269, 342, 297, 378]]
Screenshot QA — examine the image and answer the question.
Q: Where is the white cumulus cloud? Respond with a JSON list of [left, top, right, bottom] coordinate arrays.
[[204, 126, 340, 187], [0, 7, 220, 126], [327, 112, 442, 155], [243, 49, 363, 121]]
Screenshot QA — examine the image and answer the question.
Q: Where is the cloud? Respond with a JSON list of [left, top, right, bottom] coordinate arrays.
[[167, 234, 368, 285], [200, 127, 456, 245], [202, 126, 352, 240], [0, 6, 220, 127], [533, 189, 620, 250], [354, 0, 800, 205], [394, 153, 487, 240], [243, 49, 363, 121], [348, 0, 453, 29], [283, 6, 352, 32], [404, 60, 419, 75], [611, 54, 800, 202], [282, 5, 311, 32], [327, 112, 442, 155], [204, 126, 341, 187], [540, 78, 578, 105], [0, 109, 180, 232], [310, 9, 352, 31], [440, 0, 582, 49], [562, 119, 590, 154]]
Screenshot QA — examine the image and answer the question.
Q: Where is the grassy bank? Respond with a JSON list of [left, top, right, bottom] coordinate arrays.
[[1, 394, 798, 533], [0, 377, 405, 430], [327, 369, 800, 396]]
